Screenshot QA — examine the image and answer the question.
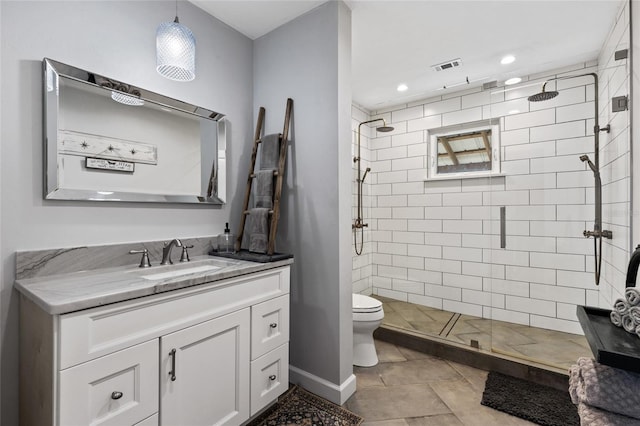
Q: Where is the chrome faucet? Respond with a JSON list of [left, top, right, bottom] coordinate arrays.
[[160, 239, 183, 265]]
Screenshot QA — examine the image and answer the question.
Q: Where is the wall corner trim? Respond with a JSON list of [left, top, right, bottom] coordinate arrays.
[[288, 365, 356, 405]]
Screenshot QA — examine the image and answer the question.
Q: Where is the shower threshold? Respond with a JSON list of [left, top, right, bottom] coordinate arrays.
[[372, 296, 591, 390]]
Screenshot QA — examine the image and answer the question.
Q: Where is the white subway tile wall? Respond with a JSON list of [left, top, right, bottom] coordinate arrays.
[[351, 2, 630, 336]]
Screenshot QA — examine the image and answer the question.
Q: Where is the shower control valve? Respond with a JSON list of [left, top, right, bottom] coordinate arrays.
[[352, 220, 369, 229], [583, 229, 613, 239]]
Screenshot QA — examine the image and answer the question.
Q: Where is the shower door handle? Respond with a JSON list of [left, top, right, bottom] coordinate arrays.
[[500, 206, 506, 249]]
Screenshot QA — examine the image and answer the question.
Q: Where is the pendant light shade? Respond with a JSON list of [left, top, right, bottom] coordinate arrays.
[[156, 15, 196, 82]]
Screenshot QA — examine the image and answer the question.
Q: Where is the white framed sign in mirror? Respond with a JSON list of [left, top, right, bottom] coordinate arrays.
[[43, 58, 226, 204]]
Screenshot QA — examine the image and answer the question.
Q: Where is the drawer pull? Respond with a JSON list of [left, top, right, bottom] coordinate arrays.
[[270, 323, 278, 328], [269, 375, 277, 381], [169, 348, 177, 382], [111, 391, 123, 400]]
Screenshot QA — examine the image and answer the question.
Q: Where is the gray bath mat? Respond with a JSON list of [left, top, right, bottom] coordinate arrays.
[[481, 371, 579, 426]]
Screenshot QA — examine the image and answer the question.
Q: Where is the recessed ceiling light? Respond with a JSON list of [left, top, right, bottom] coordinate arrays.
[[505, 77, 522, 85], [501, 55, 516, 65], [397, 83, 408, 92]]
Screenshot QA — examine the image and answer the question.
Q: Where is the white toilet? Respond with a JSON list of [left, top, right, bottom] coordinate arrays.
[[352, 293, 384, 367]]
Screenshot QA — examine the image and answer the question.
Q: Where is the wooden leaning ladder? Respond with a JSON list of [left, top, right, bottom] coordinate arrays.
[[235, 98, 293, 255]]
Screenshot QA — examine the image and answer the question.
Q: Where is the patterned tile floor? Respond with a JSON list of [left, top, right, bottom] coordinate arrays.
[[346, 340, 537, 425], [376, 296, 591, 371]]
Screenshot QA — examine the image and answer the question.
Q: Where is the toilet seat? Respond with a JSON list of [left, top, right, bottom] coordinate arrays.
[[352, 294, 383, 313]]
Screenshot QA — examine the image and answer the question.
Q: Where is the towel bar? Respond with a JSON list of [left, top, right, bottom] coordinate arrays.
[[244, 210, 274, 215], [257, 134, 281, 144], [250, 171, 278, 178]]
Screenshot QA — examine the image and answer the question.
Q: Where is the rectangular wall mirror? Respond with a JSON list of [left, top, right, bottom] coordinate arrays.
[[43, 58, 226, 204]]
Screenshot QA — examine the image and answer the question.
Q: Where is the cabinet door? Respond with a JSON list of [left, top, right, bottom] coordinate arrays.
[[160, 309, 250, 426]]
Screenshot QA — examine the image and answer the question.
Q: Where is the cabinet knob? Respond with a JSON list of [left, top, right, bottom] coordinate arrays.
[[269, 375, 276, 381], [111, 391, 123, 400], [269, 323, 277, 328]]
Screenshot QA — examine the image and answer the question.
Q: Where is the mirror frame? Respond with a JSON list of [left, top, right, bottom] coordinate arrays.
[[43, 58, 226, 205]]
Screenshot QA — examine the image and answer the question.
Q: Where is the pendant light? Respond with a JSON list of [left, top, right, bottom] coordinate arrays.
[[156, 0, 196, 81]]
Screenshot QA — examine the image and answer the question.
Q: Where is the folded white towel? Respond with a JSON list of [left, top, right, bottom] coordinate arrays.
[[626, 287, 640, 306], [614, 298, 630, 314], [610, 310, 623, 327], [622, 314, 637, 333], [629, 306, 640, 325]]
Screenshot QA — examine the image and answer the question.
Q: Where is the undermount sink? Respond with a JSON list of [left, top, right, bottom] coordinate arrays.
[[131, 258, 231, 281], [139, 264, 220, 280]]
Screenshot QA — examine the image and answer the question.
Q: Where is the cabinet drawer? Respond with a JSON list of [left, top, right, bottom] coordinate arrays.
[[251, 295, 289, 360], [250, 343, 289, 416], [59, 339, 158, 426], [60, 266, 289, 369]]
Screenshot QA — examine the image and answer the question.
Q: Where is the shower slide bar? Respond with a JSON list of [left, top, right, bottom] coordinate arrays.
[[353, 118, 394, 255], [528, 72, 612, 285]]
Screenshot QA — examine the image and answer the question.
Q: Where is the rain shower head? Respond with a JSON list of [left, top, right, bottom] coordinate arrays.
[[528, 87, 559, 102], [376, 125, 394, 132], [528, 81, 559, 102]]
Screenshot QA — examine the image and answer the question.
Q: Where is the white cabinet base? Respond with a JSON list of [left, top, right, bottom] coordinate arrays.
[[19, 265, 290, 426]]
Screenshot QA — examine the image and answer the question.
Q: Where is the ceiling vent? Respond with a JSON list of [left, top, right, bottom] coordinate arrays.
[[432, 58, 462, 72]]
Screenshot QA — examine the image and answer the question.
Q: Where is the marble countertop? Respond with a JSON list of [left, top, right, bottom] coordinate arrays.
[[15, 255, 293, 315]]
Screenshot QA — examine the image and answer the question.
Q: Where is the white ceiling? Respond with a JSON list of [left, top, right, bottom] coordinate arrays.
[[191, 0, 624, 111]]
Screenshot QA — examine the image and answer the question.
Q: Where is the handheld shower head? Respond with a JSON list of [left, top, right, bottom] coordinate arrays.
[[362, 167, 371, 182], [580, 154, 597, 173]]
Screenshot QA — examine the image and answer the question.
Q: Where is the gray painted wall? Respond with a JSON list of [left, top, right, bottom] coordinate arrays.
[[253, 1, 354, 400], [0, 1, 254, 423]]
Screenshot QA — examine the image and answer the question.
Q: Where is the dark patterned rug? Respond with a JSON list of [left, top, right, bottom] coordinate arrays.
[[481, 371, 579, 426], [248, 385, 363, 426]]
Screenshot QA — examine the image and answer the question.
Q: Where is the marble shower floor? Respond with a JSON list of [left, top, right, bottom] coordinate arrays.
[[375, 296, 591, 371]]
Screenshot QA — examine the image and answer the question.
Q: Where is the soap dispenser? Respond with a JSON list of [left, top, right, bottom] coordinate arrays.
[[218, 223, 235, 253]]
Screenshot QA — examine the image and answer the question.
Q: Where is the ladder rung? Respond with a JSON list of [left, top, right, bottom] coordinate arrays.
[[250, 171, 278, 178], [257, 134, 281, 144], [244, 210, 274, 215]]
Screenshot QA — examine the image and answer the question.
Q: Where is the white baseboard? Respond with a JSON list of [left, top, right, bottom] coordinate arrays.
[[289, 365, 356, 405]]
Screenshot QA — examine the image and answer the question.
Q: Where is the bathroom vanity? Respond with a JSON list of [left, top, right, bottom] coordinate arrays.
[[16, 251, 292, 426]]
